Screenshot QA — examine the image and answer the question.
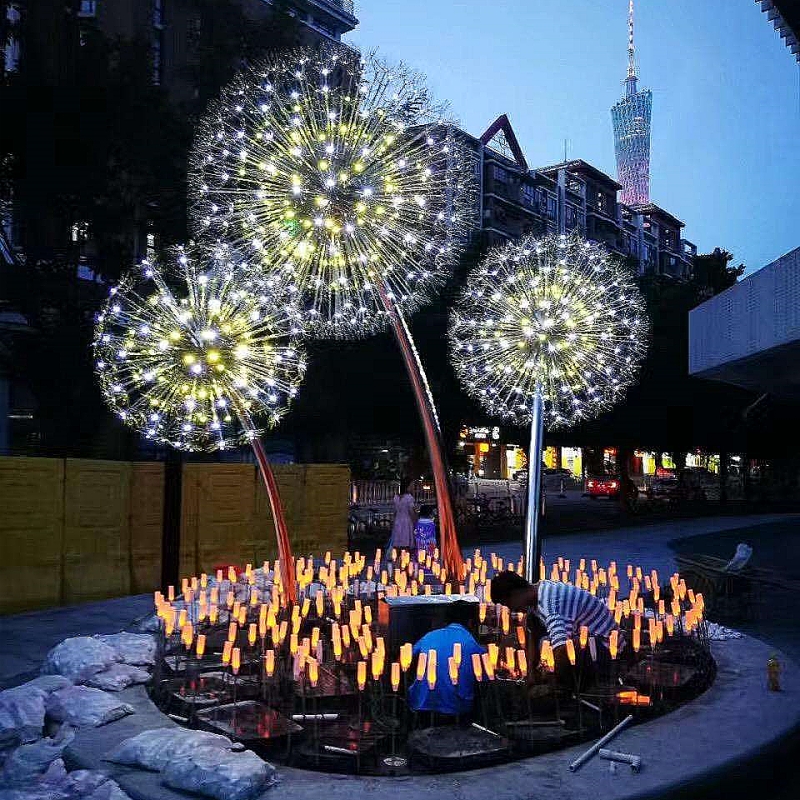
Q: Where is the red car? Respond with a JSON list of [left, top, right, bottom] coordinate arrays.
[[586, 476, 620, 499]]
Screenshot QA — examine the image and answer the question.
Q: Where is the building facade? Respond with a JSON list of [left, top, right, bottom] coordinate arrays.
[[462, 115, 696, 280]]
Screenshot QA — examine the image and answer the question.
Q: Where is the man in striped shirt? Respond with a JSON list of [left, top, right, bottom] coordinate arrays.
[[490, 571, 619, 668]]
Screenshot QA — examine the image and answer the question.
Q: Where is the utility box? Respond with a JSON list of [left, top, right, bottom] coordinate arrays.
[[380, 595, 480, 655]]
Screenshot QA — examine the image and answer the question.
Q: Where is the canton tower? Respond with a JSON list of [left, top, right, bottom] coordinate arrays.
[[611, 0, 652, 206]]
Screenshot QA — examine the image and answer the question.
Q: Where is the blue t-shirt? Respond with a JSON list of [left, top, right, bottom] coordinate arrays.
[[407, 623, 486, 715]]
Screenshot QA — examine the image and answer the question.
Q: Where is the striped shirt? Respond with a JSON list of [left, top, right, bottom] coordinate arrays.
[[535, 580, 617, 649]]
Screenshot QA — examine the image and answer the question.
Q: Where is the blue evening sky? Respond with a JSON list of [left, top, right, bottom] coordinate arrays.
[[350, 1, 799, 274]]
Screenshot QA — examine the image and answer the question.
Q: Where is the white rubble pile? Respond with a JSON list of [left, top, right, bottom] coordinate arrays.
[[0, 676, 72, 748], [45, 686, 134, 728], [94, 633, 156, 667], [162, 744, 276, 800], [106, 727, 243, 772], [41, 638, 121, 682], [0, 757, 132, 800], [83, 664, 151, 692], [0, 724, 74, 785], [706, 621, 744, 640]]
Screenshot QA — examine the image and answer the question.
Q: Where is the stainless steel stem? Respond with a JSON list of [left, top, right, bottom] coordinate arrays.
[[524, 384, 545, 582]]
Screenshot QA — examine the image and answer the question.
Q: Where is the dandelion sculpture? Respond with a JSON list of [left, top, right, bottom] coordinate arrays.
[[450, 233, 649, 577], [94, 245, 306, 602], [190, 46, 477, 577]]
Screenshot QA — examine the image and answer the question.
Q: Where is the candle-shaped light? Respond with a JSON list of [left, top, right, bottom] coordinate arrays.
[[391, 662, 401, 692], [448, 656, 459, 686], [426, 649, 437, 690], [609, 630, 619, 660], [516, 625, 526, 648], [565, 639, 576, 666], [479, 603, 487, 624], [222, 640, 232, 666], [371, 651, 382, 681], [505, 646, 516, 674], [453, 642, 462, 668], [579, 625, 589, 650], [265, 649, 275, 677], [248, 623, 257, 647], [488, 642, 499, 668], [308, 657, 319, 688], [357, 660, 366, 691], [633, 628, 641, 653], [416, 652, 427, 682], [231, 647, 241, 675], [196, 634, 206, 659], [400, 643, 413, 672]]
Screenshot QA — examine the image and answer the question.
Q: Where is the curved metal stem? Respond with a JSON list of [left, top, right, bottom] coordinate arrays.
[[377, 285, 463, 579], [238, 414, 296, 606]]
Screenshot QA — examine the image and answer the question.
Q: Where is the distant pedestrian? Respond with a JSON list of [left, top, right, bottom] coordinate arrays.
[[389, 478, 417, 551]]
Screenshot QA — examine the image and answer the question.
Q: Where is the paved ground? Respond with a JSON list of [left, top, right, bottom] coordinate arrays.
[[3, 511, 800, 798]]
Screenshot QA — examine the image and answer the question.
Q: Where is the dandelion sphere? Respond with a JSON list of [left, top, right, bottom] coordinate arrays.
[[449, 233, 649, 429], [190, 46, 477, 338], [94, 246, 306, 451]]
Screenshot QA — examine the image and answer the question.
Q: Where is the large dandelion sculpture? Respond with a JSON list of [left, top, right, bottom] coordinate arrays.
[[190, 46, 478, 576], [94, 244, 306, 602], [450, 233, 649, 577]]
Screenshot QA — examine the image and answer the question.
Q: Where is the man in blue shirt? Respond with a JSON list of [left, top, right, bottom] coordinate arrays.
[[407, 623, 486, 715]]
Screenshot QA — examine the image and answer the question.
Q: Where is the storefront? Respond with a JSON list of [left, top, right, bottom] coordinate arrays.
[[457, 425, 526, 480]]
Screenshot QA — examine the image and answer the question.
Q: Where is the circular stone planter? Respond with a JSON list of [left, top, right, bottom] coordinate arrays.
[[64, 633, 800, 800]]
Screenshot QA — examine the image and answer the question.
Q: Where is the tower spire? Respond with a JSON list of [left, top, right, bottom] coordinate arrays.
[[625, 0, 639, 96], [627, 0, 636, 79]]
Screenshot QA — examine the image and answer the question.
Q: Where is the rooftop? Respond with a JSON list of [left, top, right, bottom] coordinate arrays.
[[537, 159, 623, 191], [628, 202, 685, 229]]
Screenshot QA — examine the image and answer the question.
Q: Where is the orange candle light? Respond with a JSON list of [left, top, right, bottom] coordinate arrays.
[[516, 625, 526, 648], [565, 639, 576, 666], [248, 623, 257, 647], [517, 650, 527, 677], [453, 642, 462, 667], [391, 662, 401, 692], [228, 622, 238, 643], [448, 656, 459, 686], [488, 642, 499, 668], [579, 625, 589, 650], [196, 634, 206, 658], [265, 649, 275, 677], [416, 652, 427, 682], [633, 628, 641, 653], [357, 660, 366, 691], [479, 603, 487, 623], [231, 647, 241, 675], [400, 643, 413, 672], [472, 653, 484, 682], [609, 630, 619, 660], [371, 651, 382, 681], [222, 640, 232, 666], [308, 657, 319, 688], [426, 649, 437, 690]]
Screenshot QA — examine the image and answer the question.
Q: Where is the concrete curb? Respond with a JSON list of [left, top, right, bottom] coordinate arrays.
[[63, 633, 800, 800]]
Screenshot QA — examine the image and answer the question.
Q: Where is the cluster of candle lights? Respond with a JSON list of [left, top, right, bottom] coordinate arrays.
[[190, 46, 476, 339], [154, 547, 707, 716]]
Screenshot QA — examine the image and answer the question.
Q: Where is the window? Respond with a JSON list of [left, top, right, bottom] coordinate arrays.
[[521, 184, 536, 206], [546, 196, 557, 220], [565, 205, 577, 230], [78, 1, 97, 17], [492, 165, 507, 183]]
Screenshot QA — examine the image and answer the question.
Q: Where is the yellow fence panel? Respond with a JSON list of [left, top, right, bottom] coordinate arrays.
[[180, 464, 256, 577], [129, 463, 164, 594], [0, 458, 64, 614], [0, 457, 350, 614], [63, 459, 132, 605]]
